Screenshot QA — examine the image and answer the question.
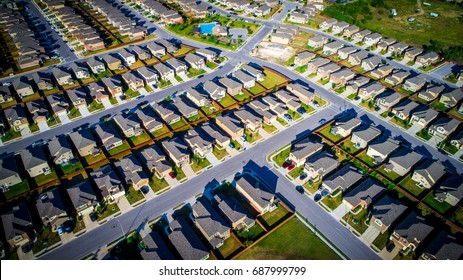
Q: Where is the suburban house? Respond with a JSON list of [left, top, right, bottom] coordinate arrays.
[[411, 160, 445, 189], [294, 51, 316, 66], [439, 89, 463, 108], [190, 197, 231, 249], [332, 21, 350, 34], [114, 155, 149, 191], [384, 149, 423, 176], [235, 174, 275, 215], [391, 211, 434, 252], [137, 145, 172, 178], [46, 94, 70, 116], [153, 63, 175, 81], [135, 107, 163, 134], [348, 50, 369, 66], [69, 129, 99, 157], [289, 138, 323, 167], [307, 35, 328, 49], [0, 156, 22, 189], [137, 66, 159, 85], [286, 83, 314, 105], [434, 175, 463, 207], [319, 18, 337, 30], [199, 122, 230, 148], [70, 61, 90, 80], [343, 25, 360, 37], [51, 67, 74, 86], [330, 117, 362, 138], [233, 69, 256, 89], [343, 177, 386, 210], [131, 45, 151, 61], [317, 62, 341, 79], [360, 56, 382, 71], [307, 57, 330, 73], [146, 41, 166, 58], [212, 194, 254, 231], [363, 33, 382, 46], [415, 52, 440, 67], [13, 76, 34, 98], [370, 65, 394, 79], [153, 103, 182, 125], [329, 68, 356, 85], [375, 91, 402, 110], [0, 202, 34, 247], [420, 230, 463, 260], [214, 114, 245, 140], [20, 147, 51, 178], [32, 72, 54, 91], [409, 106, 438, 127], [3, 105, 29, 131], [48, 136, 75, 166], [428, 117, 460, 139], [196, 49, 217, 62], [185, 88, 212, 107], [166, 216, 209, 260], [118, 48, 136, 66], [203, 80, 226, 101], [102, 76, 123, 98], [242, 64, 265, 81], [161, 137, 190, 167], [218, 77, 242, 96], [166, 58, 188, 76], [122, 71, 144, 91], [172, 97, 199, 119], [184, 53, 205, 70], [366, 137, 400, 165], [234, 106, 263, 131], [417, 84, 445, 102], [377, 37, 396, 52], [388, 42, 408, 56], [289, 11, 309, 24], [304, 150, 339, 181], [391, 100, 421, 120], [114, 113, 144, 138], [403, 75, 426, 93], [322, 41, 344, 56], [183, 128, 213, 157], [352, 30, 371, 42], [67, 180, 98, 216], [337, 46, 357, 60], [94, 123, 124, 151], [35, 188, 68, 230], [26, 100, 49, 124], [86, 57, 106, 74], [140, 230, 176, 260], [358, 82, 385, 100], [270, 32, 293, 45], [450, 130, 463, 149], [322, 164, 363, 193], [370, 195, 408, 234], [384, 70, 410, 86], [66, 88, 88, 109], [102, 53, 123, 71], [90, 165, 124, 201]]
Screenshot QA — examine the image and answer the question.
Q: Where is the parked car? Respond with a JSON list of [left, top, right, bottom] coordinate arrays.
[[57, 225, 64, 235], [89, 213, 97, 222], [288, 163, 296, 171], [319, 118, 326, 125], [299, 173, 308, 180], [386, 242, 395, 253], [314, 194, 322, 202], [228, 142, 235, 149], [169, 172, 176, 179], [295, 185, 304, 194], [64, 222, 71, 233], [321, 189, 329, 197], [284, 113, 292, 122], [240, 135, 247, 143], [282, 161, 290, 169]]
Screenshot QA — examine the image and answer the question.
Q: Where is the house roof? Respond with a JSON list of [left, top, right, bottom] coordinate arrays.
[[153, 63, 173, 75], [429, 117, 460, 134], [172, 97, 198, 117], [94, 123, 122, 147], [137, 145, 171, 174], [69, 129, 98, 151], [371, 195, 407, 227], [66, 87, 88, 103], [186, 88, 209, 102], [203, 80, 225, 98], [48, 136, 73, 159], [0, 155, 20, 182], [388, 148, 422, 170], [350, 50, 369, 61], [435, 175, 463, 202], [114, 154, 148, 186], [332, 117, 362, 134], [304, 150, 339, 178], [323, 164, 363, 192], [406, 75, 426, 86], [67, 180, 98, 210], [161, 137, 190, 160], [215, 114, 244, 132], [12, 76, 32, 90], [137, 66, 158, 79], [36, 188, 66, 219], [212, 194, 253, 228], [376, 90, 402, 104], [369, 137, 400, 157], [20, 147, 48, 170], [308, 57, 330, 68], [166, 57, 186, 69], [291, 138, 323, 160], [135, 107, 163, 131], [343, 177, 386, 208], [114, 113, 141, 132], [185, 53, 204, 65], [393, 99, 420, 116], [183, 127, 213, 150], [1, 202, 33, 241], [414, 160, 446, 186], [236, 174, 274, 209], [234, 106, 262, 125], [87, 56, 105, 68], [352, 126, 381, 143], [394, 211, 434, 245], [168, 216, 209, 260], [296, 51, 316, 61], [90, 165, 122, 195], [192, 197, 230, 247], [242, 64, 263, 77], [219, 77, 242, 90], [199, 121, 229, 145], [141, 231, 176, 260], [102, 76, 123, 90], [421, 230, 463, 260]]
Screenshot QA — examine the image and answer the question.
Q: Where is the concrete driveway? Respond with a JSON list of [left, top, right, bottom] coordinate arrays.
[[58, 113, 71, 124], [37, 121, 49, 132]]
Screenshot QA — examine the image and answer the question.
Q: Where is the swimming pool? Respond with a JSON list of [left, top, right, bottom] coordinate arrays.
[[199, 22, 217, 35]]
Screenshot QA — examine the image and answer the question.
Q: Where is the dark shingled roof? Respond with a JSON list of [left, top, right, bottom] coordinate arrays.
[[421, 230, 463, 260], [371, 195, 407, 228], [167, 216, 209, 260], [394, 211, 434, 246], [343, 177, 386, 208], [236, 174, 274, 210], [213, 194, 254, 229], [1, 202, 33, 241], [140, 231, 176, 260]]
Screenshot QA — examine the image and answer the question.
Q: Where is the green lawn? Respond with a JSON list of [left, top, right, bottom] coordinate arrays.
[[452, 207, 463, 227], [273, 147, 290, 167], [218, 95, 237, 108], [390, 117, 411, 130], [190, 156, 211, 173], [88, 100, 105, 112], [158, 79, 172, 89], [230, 139, 242, 151], [233, 92, 251, 102], [175, 76, 183, 83], [288, 165, 305, 179], [245, 130, 262, 144], [218, 236, 242, 259], [321, 190, 342, 211], [68, 107, 82, 119], [276, 117, 289, 127], [128, 132, 151, 147], [187, 68, 206, 78], [187, 114, 202, 123], [357, 151, 376, 167], [124, 89, 141, 100], [201, 103, 220, 116], [212, 145, 229, 160], [169, 119, 188, 131], [96, 202, 121, 222], [149, 175, 169, 193], [236, 224, 265, 247], [109, 232, 142, 260], [295, 65, 308, 73], [343, 208, 370, 235], [260, 206, 290, 229], [443, 143, 459, 155], [32, 226, 61, 254], [46, 115, 61, 127], [82, 152, 106, 166], [106, 142, 131, 157], [151, 125, 171, 138], [262, 122, 278, 134], [2, 180, 29, 200], [206, 61, 218, 69], [303, 180, 322, 194], [399, 175, 425, 197], [301, 102, 315, 114], [173, 46, 193, 57], [125, 185, 145, 205], [318, 125, 343, 143], [237, 217, 341, 260], [416, 129, 432, 141], [314, 95, 326, 107], [287, 109, 301, 121], [423, 193, 453, 215], [248, 84, 265, 95], [380, 110, 391, 118], [57, 161, 84, 176], [34, 170, 58, 186], [259, 69, 288, 89], [377, 165, 402, 182], [372, 231, 390, 250], [172, 165, 186, 181], [347, 93, 357, 100], [431, 101, 449, 112], [340, 139, 360, 155], [1, 128, 21, 142]]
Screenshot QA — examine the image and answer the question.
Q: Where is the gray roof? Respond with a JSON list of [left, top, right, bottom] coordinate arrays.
[[137, 66, 158, 79], [166, 57, 186, 70], [233, 69, 255, 84], [168, 216, 209, 260], [343, 177, 386, 207], [371, 195, 407, 228], [234, 106, 262, 125], [12, 76, 32, 90], [394, 211, 434, 245], [135, 106, 163, 131], [352, 126, 381, 143], [36, 188, 66, 219], [114, 113, 142, 133], [332, 117, 362, 134], [304, 150, 339, 178], [141, 231, 176, 260], [1, 202, 33, 241], [69, 129, 98, 152], [161, 137, 190, 160], [376, 90, 402, 105], [203, 80, 225, 99], [393, 99, 421, 117], [369, 137, 400, 157], [48, 136, 73, 160], [183, 127, 213, 150], [20, 147, 48, 170], [296, 51, 316, 61], [94, 123, 123, 147], [90, 165, 122, 195], [215, 114, 244, 133], [192, 197, 231, 247], [291, 138, 323, 160], [153, 63, 174, 76], [184, 53, 204, 65], [199, 121, 229, 145], [242, 64, 263, 77], [429, 117, 460, 135], [414, 160, 446, 186], [67, 180, 98, 210], [236, 174, 274, 209], [387, 148, 422, 170], [435, 175, 463, 202], [0, 156, 20, 182], [213, 194, 254, 228], [114, 155, 148, 186], [421, 230, 463, 260], [323, 164, 363, 192], [138, 145, 171, 174], [172, 97, 198, 117]]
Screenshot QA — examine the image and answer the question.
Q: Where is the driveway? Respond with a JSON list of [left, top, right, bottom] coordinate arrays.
[[361, 225, 381, 245], [330, 201, 351, 221], [79, 106, 91, 117], [169, 76, 180, 86], [115, 196, 132, 213], [205, 152, 221, 166], [37, 121, 49, 132], [101, 99, 114, 109], [179, 73, 190, 81], [58, 113, 71, 124], [181, 163, 196, 177]]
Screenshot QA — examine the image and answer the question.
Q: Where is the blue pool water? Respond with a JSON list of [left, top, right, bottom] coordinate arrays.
[[199, 23, 217, 34]]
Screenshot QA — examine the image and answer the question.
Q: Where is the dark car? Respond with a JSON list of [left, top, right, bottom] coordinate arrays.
[[169, 172, 176, 179], [89, 213, 97, 222], [299, 173, 308, 180], [295, 185, 304, 194], [386, 242, 395, 253], [314, 194, 322, 202], [282, 161, 290, 169], [288, 163, 296, 171], [321, 189, 329, 197]]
